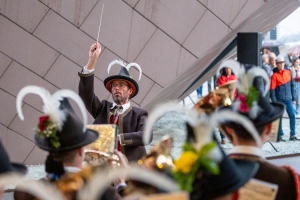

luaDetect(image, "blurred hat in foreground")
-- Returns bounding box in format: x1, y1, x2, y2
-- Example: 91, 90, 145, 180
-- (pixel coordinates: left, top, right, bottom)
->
0, 140, 27, 175
217, 60, 285, 130
16, 86, 99, 153
143, 102, 259, 199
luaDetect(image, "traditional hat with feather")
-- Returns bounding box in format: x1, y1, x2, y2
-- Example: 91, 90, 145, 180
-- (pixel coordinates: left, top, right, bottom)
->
216, 60, 285, 128
104, 59, 142, 98
16, 86, 99, 152
143, 102, 260, 199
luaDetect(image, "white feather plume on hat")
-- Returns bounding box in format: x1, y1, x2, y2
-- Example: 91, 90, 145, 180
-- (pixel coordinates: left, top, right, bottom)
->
143, 102, 262, 151
217, 59, 270, 119
0, 173, 64, 200
78, 164, 179, 200
107, 59, 142, 80
16, 85, 87, 132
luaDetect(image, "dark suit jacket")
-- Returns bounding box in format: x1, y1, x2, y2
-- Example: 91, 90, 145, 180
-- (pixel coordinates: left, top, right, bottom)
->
78, 72, 153, 162
230, 155, 299, 200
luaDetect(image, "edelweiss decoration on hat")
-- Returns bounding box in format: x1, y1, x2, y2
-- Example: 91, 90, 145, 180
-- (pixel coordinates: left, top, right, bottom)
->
217, 60, 285, 127
16, 86, 99, 152
104, 59, 142, 98
143, 102, 260, 199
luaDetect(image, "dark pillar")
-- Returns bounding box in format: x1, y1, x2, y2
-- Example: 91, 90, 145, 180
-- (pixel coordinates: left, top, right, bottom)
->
237, 32, 262, 67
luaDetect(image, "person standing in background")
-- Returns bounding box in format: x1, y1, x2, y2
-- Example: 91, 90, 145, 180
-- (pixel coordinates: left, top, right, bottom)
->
270, 57, 300, 141
262, 54, 273, 78
217, 67, 237, 144
196, 85, 203, 98
289, 57, 300, 117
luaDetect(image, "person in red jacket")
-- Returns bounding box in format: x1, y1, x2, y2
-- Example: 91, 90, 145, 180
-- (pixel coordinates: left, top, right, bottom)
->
217, 67, 237, 144
270, 57, 300, 141
217, 67, 237, 86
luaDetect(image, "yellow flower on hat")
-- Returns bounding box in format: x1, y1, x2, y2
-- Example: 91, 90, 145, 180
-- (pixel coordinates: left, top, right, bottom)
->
174, 151, 198, 173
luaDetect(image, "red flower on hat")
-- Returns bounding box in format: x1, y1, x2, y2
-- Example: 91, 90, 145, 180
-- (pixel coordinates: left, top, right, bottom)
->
36, 115, 60, 148
39, 116, 49, 131
237, 94, 250, 113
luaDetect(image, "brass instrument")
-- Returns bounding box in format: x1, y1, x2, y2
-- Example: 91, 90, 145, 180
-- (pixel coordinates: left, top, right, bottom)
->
193, 80, 237, 114
84, 124, 120, 166
138, 135, 174, 171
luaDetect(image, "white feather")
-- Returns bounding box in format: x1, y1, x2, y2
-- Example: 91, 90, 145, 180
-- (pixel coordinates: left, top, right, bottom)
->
207, 146, 223, 163
107, 59, 127, 74
125, 62, 142, 80
77, 164, 179, 200
212, 110, 262, 146
190, 118, 213, 151
144, 102, 220, 157
143, 102, 188, 145
249, 101, 262, 119
16, 86, 51, 121
0, 173, 64, 200
52, 90, 88, 132
216, 60, 244, 78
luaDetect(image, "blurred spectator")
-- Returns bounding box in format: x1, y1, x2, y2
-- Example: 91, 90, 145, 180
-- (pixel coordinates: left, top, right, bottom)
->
217, 67, 237, 144
196, 85, 203, 98
262, 54, 273, 78
262, 47, 271, 55
269, 52, 277, 69
262, 54, 269, 65
284, 52, 294, 69
289, 57, 300, 116
270, 57, 299, 141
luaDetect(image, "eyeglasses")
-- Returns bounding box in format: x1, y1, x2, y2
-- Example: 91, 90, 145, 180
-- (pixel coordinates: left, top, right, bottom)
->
111, 82, 129, 88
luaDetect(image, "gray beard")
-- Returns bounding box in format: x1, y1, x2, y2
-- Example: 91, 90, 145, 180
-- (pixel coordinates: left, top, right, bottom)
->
113, 95, 128, 105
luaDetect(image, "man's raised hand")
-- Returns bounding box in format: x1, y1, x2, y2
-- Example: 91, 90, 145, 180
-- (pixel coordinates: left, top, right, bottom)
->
86, 42, 101, 70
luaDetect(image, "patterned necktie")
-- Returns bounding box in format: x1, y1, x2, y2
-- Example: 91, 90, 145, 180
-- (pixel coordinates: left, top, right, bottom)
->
110, 106, 123, 151
111, 106, 123, 124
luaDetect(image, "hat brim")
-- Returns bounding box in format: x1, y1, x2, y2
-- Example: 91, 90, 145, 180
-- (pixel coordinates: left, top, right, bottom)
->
104, 75, 139, 98
218, 102, 285, 127
200, 159, 259, 199
35, 129, 99, 152
11, 163, 28, 175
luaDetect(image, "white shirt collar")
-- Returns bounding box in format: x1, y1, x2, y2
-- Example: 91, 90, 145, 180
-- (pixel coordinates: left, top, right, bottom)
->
111, 101, 130, 114
64, 166, 81, 173
229, 145, 264, 158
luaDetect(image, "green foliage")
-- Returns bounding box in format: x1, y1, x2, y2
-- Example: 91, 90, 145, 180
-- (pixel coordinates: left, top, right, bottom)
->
246, 86, 259, 107
173, 142, 220, 192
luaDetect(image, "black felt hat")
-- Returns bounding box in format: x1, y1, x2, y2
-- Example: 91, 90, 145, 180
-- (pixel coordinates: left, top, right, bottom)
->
219, 94, 285, 128
34, 98, 99, 152
216, 59, 285, 128
104, 66, 139, 98
104, 60, 142, 99
191, 153, 258, 200
0, 141, 27, 175
185, 124, 259, 199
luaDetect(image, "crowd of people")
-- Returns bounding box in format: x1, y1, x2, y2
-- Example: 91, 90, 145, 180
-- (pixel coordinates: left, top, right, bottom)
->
0, 42, 300, 199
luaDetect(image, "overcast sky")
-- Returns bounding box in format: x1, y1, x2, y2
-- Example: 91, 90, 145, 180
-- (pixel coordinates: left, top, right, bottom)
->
277, 6, 300, 39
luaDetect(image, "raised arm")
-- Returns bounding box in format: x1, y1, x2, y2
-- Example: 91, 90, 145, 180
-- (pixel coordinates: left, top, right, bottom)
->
78, 43, 103, 118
